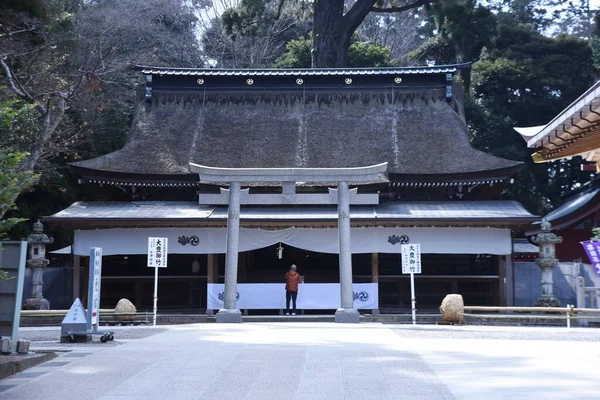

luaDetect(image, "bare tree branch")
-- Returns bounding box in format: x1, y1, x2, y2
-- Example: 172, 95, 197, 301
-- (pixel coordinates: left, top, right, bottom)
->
275, 0, 287, 19
343, 0, 378, 41
370, 0, 430, 13
0, 56, 47, 115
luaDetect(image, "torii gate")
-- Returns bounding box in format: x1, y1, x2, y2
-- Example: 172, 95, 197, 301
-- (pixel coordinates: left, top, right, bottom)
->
189, 163, 389, 323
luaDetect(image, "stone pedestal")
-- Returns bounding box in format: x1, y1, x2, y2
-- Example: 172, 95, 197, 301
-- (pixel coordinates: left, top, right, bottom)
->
23, 298, 50, 310
335, 308, 360, 323
216, 308, 242, 323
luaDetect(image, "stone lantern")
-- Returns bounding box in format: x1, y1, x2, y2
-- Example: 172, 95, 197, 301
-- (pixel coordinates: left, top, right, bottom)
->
23, 220, 54, 310
531, 219, 562, 307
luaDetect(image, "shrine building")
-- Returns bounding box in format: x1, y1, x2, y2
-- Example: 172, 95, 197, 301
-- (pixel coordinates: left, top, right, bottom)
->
43, 63, 538, 320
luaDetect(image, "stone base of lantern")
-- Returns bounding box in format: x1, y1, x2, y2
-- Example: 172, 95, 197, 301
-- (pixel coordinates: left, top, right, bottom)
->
534, 297, 560, 307
23, 298, 50, 310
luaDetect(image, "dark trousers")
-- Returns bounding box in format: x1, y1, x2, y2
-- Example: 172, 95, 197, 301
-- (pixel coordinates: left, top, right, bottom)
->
286, 290, 298, 313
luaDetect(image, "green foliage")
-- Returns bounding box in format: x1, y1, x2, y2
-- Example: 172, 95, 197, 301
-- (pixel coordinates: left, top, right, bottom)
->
408, 0, 599, 214
348, 42, 392, 67
274, 36, 393, 68
222, 0, 274, 40
273, 37, 312, 68
592, 227, 600, 240
1, 0, 202, 249
434, 0, 497, 62
468, 23, 596, 213
0, 151, 37, 236
0, 99, 42, 152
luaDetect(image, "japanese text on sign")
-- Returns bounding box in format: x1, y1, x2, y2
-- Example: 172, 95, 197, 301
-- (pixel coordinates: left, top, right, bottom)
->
90, 247, 102, 324
581, 241, 600, 277
401, 243, 421, 274
148, 237, 168, 268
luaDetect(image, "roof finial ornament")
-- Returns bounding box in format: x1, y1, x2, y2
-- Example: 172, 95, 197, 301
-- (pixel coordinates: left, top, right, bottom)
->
33, 219, 43, 233
540, 218, 551, 232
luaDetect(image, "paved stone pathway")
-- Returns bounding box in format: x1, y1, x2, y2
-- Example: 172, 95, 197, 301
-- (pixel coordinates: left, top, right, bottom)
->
1, 323, 599, 400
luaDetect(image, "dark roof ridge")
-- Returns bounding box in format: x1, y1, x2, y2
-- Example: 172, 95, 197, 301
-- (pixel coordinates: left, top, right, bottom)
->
135, 63, 472, 76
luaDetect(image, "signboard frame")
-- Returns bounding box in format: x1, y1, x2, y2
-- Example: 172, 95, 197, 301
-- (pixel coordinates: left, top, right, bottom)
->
147, 237, 168, 326
401, 243, 421, 325
87, 247, 103, 331
0, 241, 27, 353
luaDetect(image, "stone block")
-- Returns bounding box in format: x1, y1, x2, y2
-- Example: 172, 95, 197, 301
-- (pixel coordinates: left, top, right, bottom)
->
23, 298, 50, 310
114, 298, 137, 321
216, 309, 242, 323
334, 308, 360, 323
60, 334, 91, 343
1, 338, 11, 354
439, 294, 464, 323
16, 340, 30, 354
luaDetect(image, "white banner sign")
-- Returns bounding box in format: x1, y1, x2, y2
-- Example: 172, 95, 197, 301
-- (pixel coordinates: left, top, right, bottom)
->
74, 227, 511, 256
207, 283, 378, 310
89, 247, 102, 325
147, 237, 168, 268
401, 243, 421, 274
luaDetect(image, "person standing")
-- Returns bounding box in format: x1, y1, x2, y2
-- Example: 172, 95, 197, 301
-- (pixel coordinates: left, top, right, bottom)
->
284, 264, 301, 316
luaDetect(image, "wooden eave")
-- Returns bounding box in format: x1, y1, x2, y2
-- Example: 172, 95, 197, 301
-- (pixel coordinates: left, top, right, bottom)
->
528, 80, 600, 163
71, 165, 521, 189
43, 216, 537, 231
533, 123, 600, 163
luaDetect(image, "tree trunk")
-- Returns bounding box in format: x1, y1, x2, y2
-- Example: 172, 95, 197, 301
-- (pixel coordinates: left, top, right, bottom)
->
312, 0, 348, 68
312, 0, 378, 68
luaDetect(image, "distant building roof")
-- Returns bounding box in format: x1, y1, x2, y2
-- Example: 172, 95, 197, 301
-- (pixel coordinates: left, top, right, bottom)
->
525, 180, 600, 235
513, 238, 538, 254
135, 63, 471, 77
71, 64, 520, 184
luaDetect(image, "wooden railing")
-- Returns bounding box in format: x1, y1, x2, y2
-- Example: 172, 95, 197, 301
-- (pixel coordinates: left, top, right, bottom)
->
464, 305, 600, 328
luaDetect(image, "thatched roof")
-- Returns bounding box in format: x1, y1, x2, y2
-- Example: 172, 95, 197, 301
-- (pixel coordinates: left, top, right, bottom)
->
72, 65, 520, 180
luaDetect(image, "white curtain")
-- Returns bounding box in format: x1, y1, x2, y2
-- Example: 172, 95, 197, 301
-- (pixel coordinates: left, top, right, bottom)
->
207, 283, 379, 310
73, 226, 510, 255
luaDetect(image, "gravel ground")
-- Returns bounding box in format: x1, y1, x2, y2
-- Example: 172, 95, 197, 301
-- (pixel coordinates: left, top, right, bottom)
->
392, 324, 600, 342
19, 326, 168, 345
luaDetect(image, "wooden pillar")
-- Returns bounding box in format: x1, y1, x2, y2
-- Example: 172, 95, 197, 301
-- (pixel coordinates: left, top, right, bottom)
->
371, 253, 379, 317
498, 255, 505, 306
239, 252, 247, 282
73, 255, 81, 302
82, 257, 89, 307
504, 255, 514, 306
135, 281, 144, 310
207, 254, 218, 283
206, 254, 218, 315
371, 253, 379, 283
188, 281, 194, 309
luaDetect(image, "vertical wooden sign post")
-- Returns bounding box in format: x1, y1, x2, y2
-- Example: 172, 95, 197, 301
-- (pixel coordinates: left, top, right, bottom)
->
147, 237, 168, 326
401, 243, 421, 325
87, 247, 103, 332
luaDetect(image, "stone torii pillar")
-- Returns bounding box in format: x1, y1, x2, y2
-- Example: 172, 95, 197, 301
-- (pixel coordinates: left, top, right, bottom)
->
218, 181, 242, 322
335, 181, 359, 322
190, 163, 388, 323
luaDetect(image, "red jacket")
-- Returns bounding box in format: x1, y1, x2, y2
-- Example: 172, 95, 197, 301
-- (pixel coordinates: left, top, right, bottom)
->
285, 270, 301, 292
